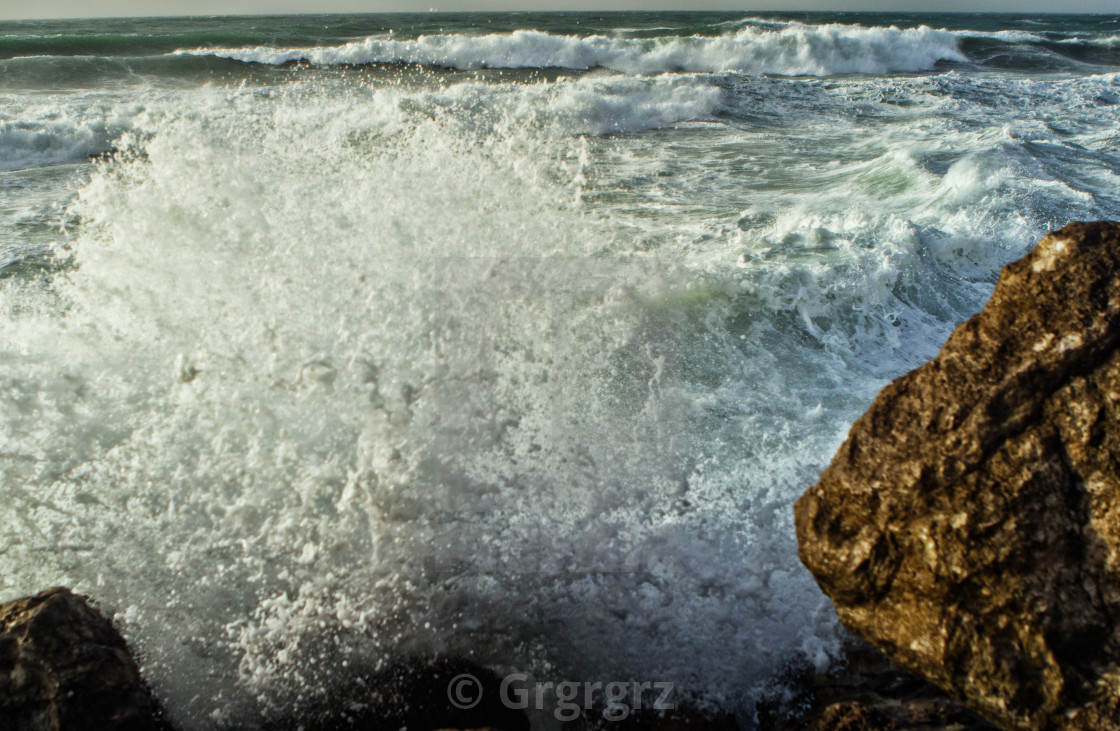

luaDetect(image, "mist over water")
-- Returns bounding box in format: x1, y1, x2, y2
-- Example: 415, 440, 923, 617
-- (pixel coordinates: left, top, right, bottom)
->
2, 11, 1120, 729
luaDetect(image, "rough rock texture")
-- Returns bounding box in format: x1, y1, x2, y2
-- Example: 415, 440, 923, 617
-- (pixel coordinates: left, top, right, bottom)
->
0, 587, 159, 731
794, 221, 1120, 730
756, 635, 996, 731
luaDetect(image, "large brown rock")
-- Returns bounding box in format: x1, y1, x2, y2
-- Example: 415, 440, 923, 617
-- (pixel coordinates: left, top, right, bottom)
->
795, 221, 1120, 730
0, 587, 159, 731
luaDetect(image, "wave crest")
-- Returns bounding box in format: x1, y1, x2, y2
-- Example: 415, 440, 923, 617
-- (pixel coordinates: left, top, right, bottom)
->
176, 23, 967, 77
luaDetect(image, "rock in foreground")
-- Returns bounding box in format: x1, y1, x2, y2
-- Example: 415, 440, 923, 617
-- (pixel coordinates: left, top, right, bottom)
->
795, 221, 1120, 730
0, 587, 160, 731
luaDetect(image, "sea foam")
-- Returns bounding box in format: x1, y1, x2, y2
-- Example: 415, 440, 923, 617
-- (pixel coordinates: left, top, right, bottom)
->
0, 99, 131, 171
177, 23, 967, 76
0, 82, 840, 727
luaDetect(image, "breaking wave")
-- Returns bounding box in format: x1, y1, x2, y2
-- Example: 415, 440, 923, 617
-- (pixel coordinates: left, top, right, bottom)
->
177, 23, 968, 76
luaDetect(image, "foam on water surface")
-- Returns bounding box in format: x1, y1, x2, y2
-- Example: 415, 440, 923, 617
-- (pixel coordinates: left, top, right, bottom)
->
3, 82, 842, 726
179, 23, 967, 76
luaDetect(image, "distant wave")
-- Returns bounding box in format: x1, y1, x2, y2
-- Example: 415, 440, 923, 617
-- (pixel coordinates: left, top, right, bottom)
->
175, 23, 968, 77
956, 28, 1120, 48
953, 29, 1047, 42
0, 72, 724, 174
0, 112, 126, 171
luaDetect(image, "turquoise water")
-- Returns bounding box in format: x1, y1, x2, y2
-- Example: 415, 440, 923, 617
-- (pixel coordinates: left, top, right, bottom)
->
1, 11, 1119, 729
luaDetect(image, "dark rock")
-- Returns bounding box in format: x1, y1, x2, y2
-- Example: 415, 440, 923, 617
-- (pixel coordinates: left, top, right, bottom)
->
0, 587, 160, 731
794, 222, 1120, 729
567, 702, 740, 730
756, 635, 996, 730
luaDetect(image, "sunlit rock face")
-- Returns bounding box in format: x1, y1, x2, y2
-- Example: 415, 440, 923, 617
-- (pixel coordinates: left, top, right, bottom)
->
796, 222, 1120, 730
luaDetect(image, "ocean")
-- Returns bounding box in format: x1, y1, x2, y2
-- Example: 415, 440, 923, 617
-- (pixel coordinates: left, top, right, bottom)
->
1, 10, 1119, 728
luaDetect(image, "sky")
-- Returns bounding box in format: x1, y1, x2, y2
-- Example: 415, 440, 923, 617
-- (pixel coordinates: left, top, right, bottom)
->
3, 0, 1118, 19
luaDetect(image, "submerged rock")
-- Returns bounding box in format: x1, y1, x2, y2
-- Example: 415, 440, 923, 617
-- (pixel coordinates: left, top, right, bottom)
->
0, 587, 160, 731
568, 702, 740, 730
262, 656, 530, 731
795, 221, 1120, 729
756, 635, 995, 731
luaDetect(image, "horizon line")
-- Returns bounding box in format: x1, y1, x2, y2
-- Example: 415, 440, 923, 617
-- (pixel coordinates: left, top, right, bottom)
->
5, 8, 1119, 22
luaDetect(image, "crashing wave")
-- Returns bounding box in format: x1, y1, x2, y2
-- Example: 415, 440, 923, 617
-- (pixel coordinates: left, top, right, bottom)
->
175, 23, 967, 76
